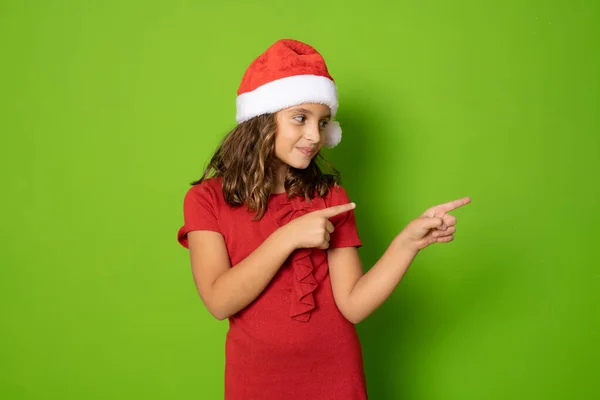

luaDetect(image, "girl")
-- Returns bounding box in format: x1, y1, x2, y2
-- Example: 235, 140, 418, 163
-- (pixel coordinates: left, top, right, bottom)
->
177, 39, 470, 400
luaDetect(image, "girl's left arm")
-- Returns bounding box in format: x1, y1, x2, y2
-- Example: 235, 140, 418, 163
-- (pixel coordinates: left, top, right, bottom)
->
328, 197, 470, 324
328, 238, 415, 324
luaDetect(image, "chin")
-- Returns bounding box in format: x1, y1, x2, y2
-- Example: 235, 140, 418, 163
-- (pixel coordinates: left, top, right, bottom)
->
277, 150, 316, 169
288, 161, 311, 170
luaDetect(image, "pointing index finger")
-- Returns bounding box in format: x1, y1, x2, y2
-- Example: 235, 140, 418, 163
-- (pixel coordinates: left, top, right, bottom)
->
436, 197, 471, 214
320, 202, 356, 218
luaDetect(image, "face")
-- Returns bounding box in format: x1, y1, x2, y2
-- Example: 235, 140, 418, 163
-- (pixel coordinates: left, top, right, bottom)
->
273, 103, 331, 169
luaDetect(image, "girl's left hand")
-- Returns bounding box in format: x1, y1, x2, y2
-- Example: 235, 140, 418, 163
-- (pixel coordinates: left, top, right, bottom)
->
397, 197, 471, 253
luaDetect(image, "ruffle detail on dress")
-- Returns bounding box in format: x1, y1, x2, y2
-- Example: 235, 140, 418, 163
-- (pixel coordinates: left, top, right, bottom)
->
289, 249, 317, 322
268, 194, 327, 322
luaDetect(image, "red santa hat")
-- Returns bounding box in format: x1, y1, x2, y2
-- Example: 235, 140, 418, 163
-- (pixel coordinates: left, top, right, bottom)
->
235, 39, 342, 148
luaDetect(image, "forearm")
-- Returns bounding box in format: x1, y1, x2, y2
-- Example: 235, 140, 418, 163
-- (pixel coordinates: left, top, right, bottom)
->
346, 239, 418, 324
209, 228, 294, 319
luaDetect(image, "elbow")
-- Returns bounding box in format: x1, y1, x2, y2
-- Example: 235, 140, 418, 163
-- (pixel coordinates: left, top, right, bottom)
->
339, 305, 363, 325
201, 296, 231, 321
205, 303, 230, 321
345, 314, 364, 325
197, 284, 230, 321
212, 312, 228, 321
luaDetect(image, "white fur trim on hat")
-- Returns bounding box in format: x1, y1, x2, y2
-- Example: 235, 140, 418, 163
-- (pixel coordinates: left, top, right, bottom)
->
236, 74, 339, 123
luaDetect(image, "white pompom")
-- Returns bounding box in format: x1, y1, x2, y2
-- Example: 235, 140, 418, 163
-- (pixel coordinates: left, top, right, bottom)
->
324, 121, 342, 148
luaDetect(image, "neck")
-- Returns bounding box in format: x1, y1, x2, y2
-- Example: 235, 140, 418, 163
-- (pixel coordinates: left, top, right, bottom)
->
272, 163, 288, 194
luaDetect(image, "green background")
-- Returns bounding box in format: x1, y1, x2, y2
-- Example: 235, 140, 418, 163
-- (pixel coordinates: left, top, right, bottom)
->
2, 0, 599, 398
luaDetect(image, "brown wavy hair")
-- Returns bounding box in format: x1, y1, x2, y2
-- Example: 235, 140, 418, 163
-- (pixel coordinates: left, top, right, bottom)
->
192, 113, 341, 220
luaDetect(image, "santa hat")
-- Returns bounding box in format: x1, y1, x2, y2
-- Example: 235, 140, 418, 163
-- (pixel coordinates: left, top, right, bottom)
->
235, 39, 342, 148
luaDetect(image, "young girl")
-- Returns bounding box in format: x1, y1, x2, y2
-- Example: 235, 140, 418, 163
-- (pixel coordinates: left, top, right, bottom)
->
177, 39, 470, 400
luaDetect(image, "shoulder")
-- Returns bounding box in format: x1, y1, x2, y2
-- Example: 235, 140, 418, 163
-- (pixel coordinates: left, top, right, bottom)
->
183, 177, 225, 208
320, 184, 358, 227
324, 183, 352, 205
316, 184, 355, 221
187, 177, 223, 196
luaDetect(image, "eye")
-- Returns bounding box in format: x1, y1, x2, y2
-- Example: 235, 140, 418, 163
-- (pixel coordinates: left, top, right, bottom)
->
319, 120, 329, 129
294, 115, 306, 123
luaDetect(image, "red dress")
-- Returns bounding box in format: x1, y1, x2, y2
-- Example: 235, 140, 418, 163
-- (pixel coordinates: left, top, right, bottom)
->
177, 177, 367, 399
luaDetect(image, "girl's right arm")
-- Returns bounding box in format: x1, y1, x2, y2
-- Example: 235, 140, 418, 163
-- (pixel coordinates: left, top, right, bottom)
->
187, 228, 295, 320
187, 203, 355, 320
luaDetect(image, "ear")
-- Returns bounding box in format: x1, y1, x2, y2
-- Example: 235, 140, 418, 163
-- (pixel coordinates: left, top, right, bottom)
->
323, 121, 342, 148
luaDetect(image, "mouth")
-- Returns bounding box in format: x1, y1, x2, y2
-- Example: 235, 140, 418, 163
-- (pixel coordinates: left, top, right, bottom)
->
296, 147, 316, 157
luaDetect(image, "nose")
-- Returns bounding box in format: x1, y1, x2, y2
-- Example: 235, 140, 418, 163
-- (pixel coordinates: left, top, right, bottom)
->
304, 121, 321, 143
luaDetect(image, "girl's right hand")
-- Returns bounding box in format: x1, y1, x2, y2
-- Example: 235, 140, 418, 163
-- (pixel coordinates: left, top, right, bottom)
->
282, 203, 356, 250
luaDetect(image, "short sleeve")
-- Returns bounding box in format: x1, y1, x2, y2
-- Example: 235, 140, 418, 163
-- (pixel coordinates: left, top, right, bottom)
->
177, 181, 221, 248
327, 185, 362, 249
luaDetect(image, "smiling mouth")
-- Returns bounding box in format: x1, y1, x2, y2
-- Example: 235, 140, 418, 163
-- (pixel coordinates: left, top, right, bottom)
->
296, 147, 315, 157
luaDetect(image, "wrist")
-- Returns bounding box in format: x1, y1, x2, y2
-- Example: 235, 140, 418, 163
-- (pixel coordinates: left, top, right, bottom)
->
392, 232, 420, 258
273, 225, 298, 253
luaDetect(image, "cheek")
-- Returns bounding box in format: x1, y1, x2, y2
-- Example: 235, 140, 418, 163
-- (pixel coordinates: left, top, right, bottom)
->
276, 126, 302, 148
319, 129, 326, 145
274, 134, 291, 159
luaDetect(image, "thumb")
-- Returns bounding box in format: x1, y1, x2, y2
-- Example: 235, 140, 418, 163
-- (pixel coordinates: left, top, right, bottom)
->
320, 202, 356, 218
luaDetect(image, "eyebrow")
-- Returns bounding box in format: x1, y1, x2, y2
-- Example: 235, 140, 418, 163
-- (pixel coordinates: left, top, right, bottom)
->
288, 107, 331, 119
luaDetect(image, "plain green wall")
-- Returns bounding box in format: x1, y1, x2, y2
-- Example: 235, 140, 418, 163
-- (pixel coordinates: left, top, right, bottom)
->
2, 0, 599, 398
